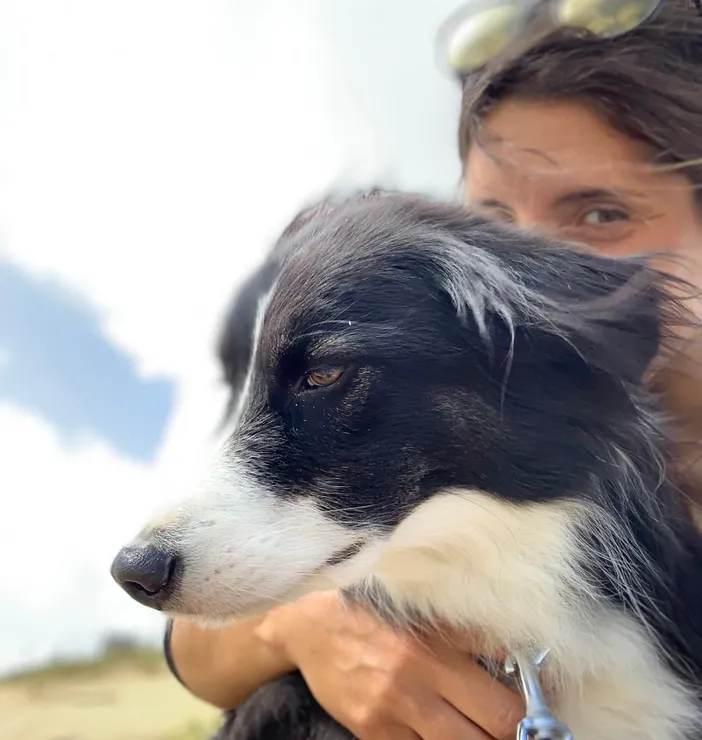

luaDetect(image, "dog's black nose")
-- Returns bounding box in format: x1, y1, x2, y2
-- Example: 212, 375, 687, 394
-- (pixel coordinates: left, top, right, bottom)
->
111, 544, 176, 607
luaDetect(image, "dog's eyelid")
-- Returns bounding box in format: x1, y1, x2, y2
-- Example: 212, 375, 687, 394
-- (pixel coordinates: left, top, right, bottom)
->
305, 346, 358, 367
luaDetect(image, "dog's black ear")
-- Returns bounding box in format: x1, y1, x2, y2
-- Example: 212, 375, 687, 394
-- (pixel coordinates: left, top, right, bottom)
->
277, 199, 337, 243
515, 246, 668, 384
436, 224, 687, 385
217, 257, 279, 403
216, 199, 338, 419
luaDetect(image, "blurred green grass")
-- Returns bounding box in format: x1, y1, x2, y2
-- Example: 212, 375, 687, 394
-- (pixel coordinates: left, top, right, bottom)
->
1, 639, 164, 689
0, 634, 221, 740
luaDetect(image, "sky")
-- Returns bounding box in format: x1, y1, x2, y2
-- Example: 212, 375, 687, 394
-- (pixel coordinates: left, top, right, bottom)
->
0, 0, 464, 674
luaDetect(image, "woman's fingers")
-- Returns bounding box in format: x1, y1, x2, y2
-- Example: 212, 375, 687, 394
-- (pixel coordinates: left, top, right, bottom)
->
433, 656, 525, 740
370, 731, 423, 740
266, 591, 525, 740
411, 697, 495, 740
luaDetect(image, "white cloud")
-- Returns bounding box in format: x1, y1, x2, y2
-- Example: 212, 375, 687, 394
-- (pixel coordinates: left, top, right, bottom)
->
0, 0, 465, 673
0, 402, 163, 672
2, 0, 355, 378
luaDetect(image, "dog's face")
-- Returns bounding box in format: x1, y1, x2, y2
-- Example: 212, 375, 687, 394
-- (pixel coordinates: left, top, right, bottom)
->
111, 193, 674, 621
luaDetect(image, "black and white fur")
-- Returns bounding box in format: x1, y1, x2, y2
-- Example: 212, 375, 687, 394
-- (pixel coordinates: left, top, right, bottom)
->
113, 191, 702, 740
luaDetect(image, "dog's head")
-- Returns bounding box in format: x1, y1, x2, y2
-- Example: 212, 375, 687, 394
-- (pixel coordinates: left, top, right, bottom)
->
111, 192, 682, 621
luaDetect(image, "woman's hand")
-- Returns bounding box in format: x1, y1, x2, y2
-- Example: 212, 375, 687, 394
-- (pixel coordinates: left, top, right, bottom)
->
256, 590, 524, 740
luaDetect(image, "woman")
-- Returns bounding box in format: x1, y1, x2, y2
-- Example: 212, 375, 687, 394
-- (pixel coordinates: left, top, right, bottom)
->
167, 3, 702, 739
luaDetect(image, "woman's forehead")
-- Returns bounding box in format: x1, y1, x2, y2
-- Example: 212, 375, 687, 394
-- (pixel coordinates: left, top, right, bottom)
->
463, 99, 683, 204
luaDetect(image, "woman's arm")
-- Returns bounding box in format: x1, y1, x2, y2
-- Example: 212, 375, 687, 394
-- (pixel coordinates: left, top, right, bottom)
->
167, 592, 524, 739
166, 614, 295, 710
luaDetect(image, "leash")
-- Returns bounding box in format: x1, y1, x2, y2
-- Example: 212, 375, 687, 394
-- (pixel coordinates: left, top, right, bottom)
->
505, 649, 574, 740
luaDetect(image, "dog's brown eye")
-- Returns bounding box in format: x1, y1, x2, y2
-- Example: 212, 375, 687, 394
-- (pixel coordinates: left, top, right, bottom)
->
305, 366, 344, 388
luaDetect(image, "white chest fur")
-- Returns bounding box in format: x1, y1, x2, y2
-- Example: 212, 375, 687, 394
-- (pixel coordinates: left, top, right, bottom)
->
358, 491, 701, 740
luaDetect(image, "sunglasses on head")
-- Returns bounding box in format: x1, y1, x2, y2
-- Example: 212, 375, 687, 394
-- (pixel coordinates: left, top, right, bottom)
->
437, 0, 702, 76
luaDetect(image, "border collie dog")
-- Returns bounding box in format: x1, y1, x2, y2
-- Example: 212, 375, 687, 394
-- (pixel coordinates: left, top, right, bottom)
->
112, 191, 702, 740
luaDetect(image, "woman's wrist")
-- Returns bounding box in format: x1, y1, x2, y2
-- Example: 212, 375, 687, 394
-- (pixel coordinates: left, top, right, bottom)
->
253, 603, 297, 670
168, 614, 294, 710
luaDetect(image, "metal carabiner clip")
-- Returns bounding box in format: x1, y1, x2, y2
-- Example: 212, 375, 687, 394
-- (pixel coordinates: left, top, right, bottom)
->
505, 648, 574, 740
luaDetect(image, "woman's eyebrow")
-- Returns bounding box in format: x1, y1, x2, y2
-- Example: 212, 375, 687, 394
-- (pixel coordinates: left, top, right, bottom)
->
552, 188, 647, 207
473, 188, 648, 213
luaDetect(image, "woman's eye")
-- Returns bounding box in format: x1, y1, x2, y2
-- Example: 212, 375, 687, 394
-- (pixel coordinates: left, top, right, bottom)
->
580, 207, 630, 226
305, 366, 344, 389
483, 207, 515, 225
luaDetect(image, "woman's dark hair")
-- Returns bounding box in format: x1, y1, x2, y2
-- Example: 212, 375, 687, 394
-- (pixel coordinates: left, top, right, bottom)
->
459, 2, 702, 200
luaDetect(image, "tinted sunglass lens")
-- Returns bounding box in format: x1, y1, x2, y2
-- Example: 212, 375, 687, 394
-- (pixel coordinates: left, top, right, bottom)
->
442, 2, 527, 74
554, 0, 662, 36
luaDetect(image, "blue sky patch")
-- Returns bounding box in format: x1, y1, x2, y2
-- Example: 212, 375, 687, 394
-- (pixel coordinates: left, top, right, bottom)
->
0, 260, 174, 463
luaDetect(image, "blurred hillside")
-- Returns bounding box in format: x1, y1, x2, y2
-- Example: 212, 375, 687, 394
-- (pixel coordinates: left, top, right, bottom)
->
0, 636, 220, 740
